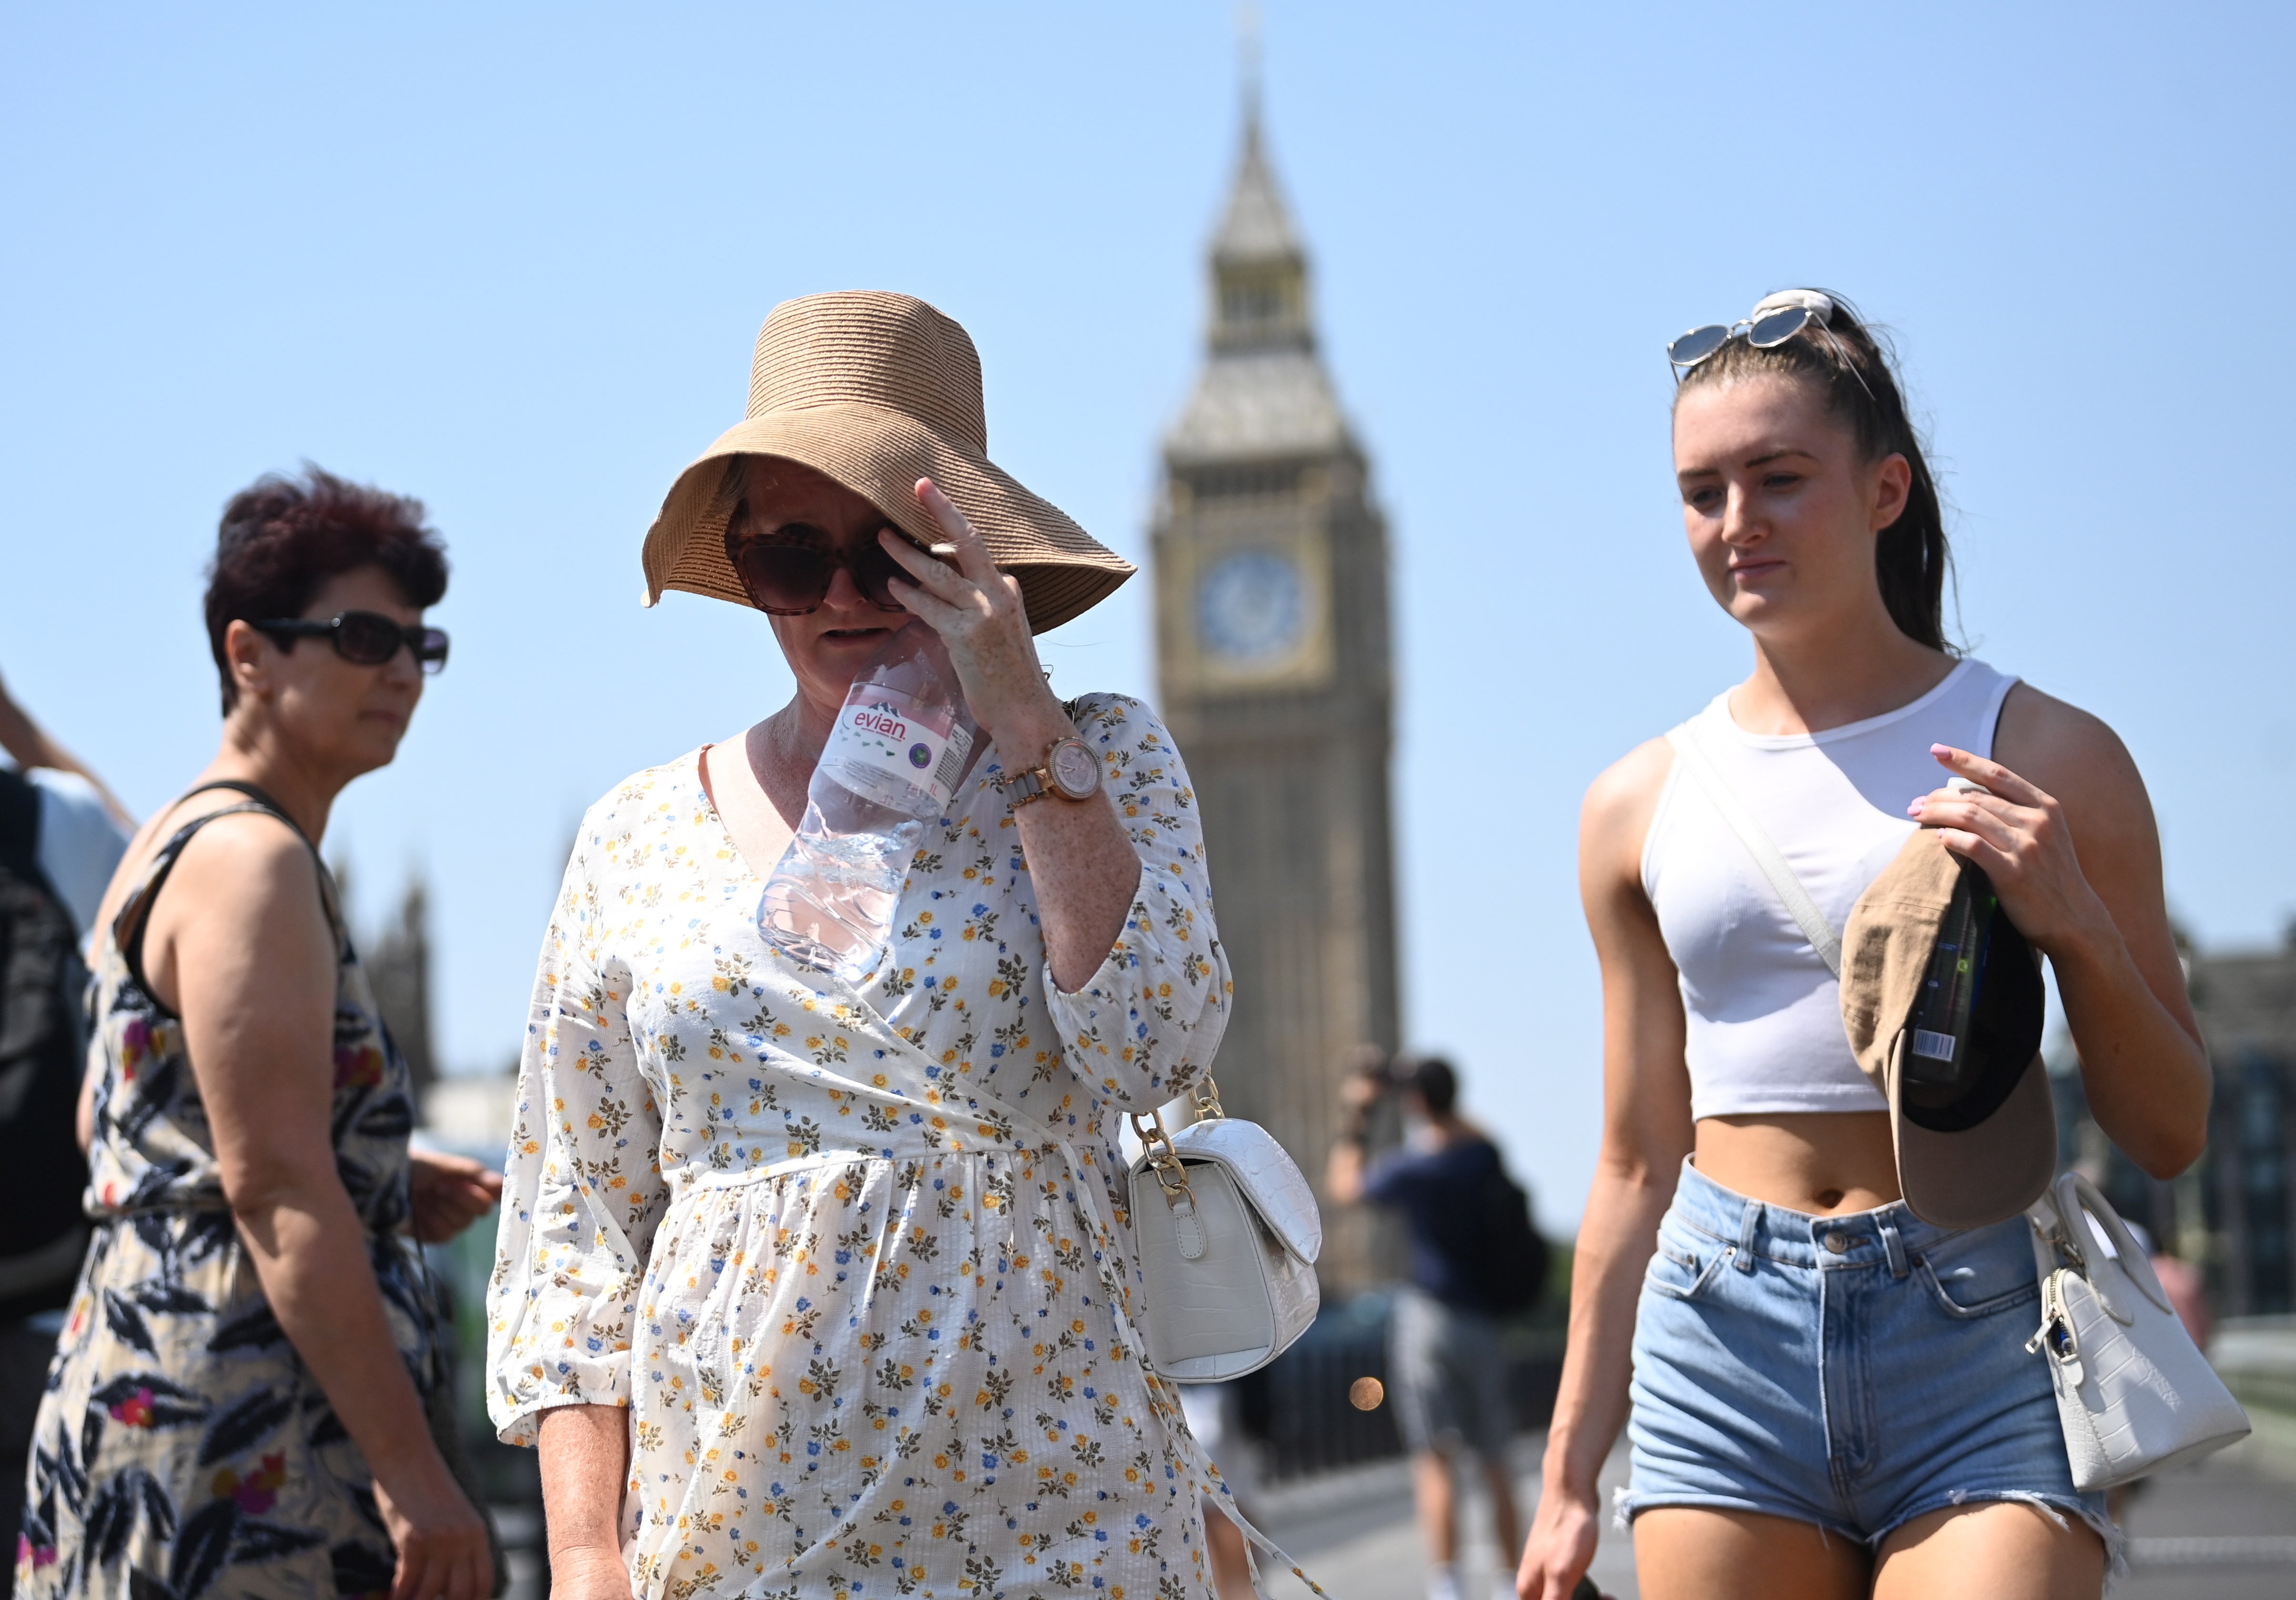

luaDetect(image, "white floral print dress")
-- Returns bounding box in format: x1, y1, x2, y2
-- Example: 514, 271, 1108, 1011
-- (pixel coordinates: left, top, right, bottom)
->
487, 693, 1235, 1600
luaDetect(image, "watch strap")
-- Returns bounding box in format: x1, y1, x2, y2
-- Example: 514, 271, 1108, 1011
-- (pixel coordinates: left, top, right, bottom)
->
1001, 766, 1053, 807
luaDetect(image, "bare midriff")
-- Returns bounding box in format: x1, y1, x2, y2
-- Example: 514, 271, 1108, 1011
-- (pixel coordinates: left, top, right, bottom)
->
1693, 1110, 1904, 1216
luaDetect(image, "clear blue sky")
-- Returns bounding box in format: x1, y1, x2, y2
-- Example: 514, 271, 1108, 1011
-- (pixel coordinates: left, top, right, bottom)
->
5, 3, 2289, 1226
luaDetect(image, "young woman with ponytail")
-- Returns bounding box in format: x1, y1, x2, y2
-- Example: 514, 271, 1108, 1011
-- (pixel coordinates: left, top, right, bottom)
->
1514, 294, 2209, 1600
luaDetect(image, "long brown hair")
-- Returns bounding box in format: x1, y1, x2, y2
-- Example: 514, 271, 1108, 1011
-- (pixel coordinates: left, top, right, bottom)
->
1674, 293, 1953, 652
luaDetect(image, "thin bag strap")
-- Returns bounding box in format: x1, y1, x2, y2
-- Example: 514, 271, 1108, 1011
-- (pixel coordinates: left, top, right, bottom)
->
1666, 722, 1844, 978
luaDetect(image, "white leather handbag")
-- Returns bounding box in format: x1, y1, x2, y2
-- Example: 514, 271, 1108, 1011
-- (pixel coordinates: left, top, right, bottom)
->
2024, 1171, 2249, 1490
1127, 1079, 1321, 1382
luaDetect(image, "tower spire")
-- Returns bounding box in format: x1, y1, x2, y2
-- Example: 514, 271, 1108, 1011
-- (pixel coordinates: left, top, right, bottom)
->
1204, 43, 1309, 356
1165, 48, 1345, 460
1237, 0, 1263, 140
1151, 20, 1398, 1294
1214, 0, 1294, 268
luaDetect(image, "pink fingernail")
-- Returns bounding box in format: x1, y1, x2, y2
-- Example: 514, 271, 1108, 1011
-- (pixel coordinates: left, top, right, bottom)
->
1908, 798, 1926, 817
1930, 743, 1951, 756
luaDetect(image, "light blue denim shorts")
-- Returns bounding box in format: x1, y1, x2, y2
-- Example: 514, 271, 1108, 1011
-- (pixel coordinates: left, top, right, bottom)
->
1623, 1159, 2113, 1555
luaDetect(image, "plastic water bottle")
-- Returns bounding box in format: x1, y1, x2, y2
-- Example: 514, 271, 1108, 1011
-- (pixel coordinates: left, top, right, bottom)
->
759, 626, 978, 980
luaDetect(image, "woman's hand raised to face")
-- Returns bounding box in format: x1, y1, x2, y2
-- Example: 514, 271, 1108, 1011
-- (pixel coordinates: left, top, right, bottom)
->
878, 478, 1067, 743
879, 476, 1137, 994
1909, 744, 2116, 960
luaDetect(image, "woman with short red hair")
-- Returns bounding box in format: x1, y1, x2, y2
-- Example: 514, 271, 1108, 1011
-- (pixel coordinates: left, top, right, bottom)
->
18, 467, 501, 1600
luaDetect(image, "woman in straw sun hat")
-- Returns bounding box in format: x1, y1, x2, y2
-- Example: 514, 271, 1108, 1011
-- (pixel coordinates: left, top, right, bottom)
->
1514, 293, 2209, 1600
486, 292, 1244, 1600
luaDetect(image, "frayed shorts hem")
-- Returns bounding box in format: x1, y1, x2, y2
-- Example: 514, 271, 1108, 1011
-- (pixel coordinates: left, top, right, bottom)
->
1612, 1487, 1858, 1543
1872, 1489, 2124, 1577
1614, 1485, 2124, 1576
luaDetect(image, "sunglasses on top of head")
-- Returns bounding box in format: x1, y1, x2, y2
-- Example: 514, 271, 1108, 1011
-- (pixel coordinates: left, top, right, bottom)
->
252, 611, 450, 673
723, 506, 938, 617
1666, 290, 1875, 400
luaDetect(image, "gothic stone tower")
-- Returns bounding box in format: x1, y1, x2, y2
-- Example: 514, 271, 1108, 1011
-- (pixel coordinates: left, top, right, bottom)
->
1152, 108, 1400, 1290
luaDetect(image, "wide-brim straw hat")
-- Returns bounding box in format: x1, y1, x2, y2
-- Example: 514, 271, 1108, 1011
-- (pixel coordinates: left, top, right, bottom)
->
641, 291, 1133, 634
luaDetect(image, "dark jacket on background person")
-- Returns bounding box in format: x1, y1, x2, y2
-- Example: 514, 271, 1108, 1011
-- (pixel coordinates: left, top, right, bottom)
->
1362, 1135, 1549, 1316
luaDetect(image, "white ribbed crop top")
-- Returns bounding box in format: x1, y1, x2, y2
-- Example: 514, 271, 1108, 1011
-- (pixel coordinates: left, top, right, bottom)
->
1641, 658, 2019, 1120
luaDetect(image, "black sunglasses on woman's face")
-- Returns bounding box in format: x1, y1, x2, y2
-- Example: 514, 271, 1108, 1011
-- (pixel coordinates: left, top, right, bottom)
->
253, 611, 450, 673
724, 515, 932, 617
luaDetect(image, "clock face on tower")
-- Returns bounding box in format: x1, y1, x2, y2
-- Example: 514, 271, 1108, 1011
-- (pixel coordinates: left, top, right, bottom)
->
1196, 551, 1307, 664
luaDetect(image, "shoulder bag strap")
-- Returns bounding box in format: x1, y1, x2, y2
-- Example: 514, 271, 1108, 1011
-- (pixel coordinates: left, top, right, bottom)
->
0, 767, 44, 887
1666, 722, 1843, 978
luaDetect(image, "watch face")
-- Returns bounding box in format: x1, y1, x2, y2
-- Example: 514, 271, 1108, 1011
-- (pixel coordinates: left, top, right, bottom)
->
1049, 739, 1100, 799
1196, 551, 1306, 663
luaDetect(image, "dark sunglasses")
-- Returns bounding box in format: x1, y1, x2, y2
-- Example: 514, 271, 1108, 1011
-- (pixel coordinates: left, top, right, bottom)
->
253, 611, 449, 673
724, 513, 925, 616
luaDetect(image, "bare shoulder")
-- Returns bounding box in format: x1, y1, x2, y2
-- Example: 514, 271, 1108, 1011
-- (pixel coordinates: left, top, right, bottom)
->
156, 807, 329, 949
1993, 682, 2153, 835
1581, 735, 1677, 869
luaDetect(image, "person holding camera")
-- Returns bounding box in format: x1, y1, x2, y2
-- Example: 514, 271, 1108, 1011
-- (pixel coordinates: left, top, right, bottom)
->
1330, 1053, 1540, 1600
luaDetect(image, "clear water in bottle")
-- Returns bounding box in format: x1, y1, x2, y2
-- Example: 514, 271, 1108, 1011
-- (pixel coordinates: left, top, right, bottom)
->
759, 626, 978, 981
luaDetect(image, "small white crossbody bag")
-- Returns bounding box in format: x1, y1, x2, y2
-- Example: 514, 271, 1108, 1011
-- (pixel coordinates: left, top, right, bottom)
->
1126, 1079, 1322, 1382
1668, 723, 2249, 1491
2023, 1171, 2249, 1490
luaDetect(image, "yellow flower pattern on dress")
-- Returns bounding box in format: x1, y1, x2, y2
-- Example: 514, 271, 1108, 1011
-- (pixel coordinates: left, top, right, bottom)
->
487, 694, 1235, 1600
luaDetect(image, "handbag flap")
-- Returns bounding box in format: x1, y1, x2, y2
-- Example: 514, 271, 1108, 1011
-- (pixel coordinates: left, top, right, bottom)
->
1160, 1117, 1322, 1266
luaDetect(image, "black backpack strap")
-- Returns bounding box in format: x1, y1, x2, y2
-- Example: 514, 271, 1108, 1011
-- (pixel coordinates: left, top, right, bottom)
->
115, 782, 340, 1010
0, 768, 43, 888
0, 767, 94, 1308
0, 770, 74, 1013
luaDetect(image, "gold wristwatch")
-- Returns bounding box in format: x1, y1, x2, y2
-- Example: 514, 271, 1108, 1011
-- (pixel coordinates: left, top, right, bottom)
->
1001, 736, 1101, 806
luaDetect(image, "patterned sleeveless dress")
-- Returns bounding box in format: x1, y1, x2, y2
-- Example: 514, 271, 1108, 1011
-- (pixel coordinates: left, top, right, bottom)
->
15, 790, 449, 1600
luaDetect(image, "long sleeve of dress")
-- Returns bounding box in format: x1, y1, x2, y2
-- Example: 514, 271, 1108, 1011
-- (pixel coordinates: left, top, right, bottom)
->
1043, 693, 1233, 1111
485, 828, 671, 1446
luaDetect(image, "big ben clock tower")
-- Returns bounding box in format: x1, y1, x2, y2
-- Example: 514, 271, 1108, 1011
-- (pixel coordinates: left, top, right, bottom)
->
1153, 101, 1400, 1290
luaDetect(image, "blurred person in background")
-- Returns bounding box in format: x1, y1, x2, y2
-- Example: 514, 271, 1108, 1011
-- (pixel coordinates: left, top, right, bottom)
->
0, 679, 131, 1598
1330, 1052, 1546, 1600
17, 469, 504, 1600
0, 672, 134, 848
1516, 293, 2207, 1600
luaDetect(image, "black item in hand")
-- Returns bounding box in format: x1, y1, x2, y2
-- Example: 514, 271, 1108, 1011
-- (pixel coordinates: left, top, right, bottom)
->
0, 768, 92, 1318
1898, 860, 2044, 1134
